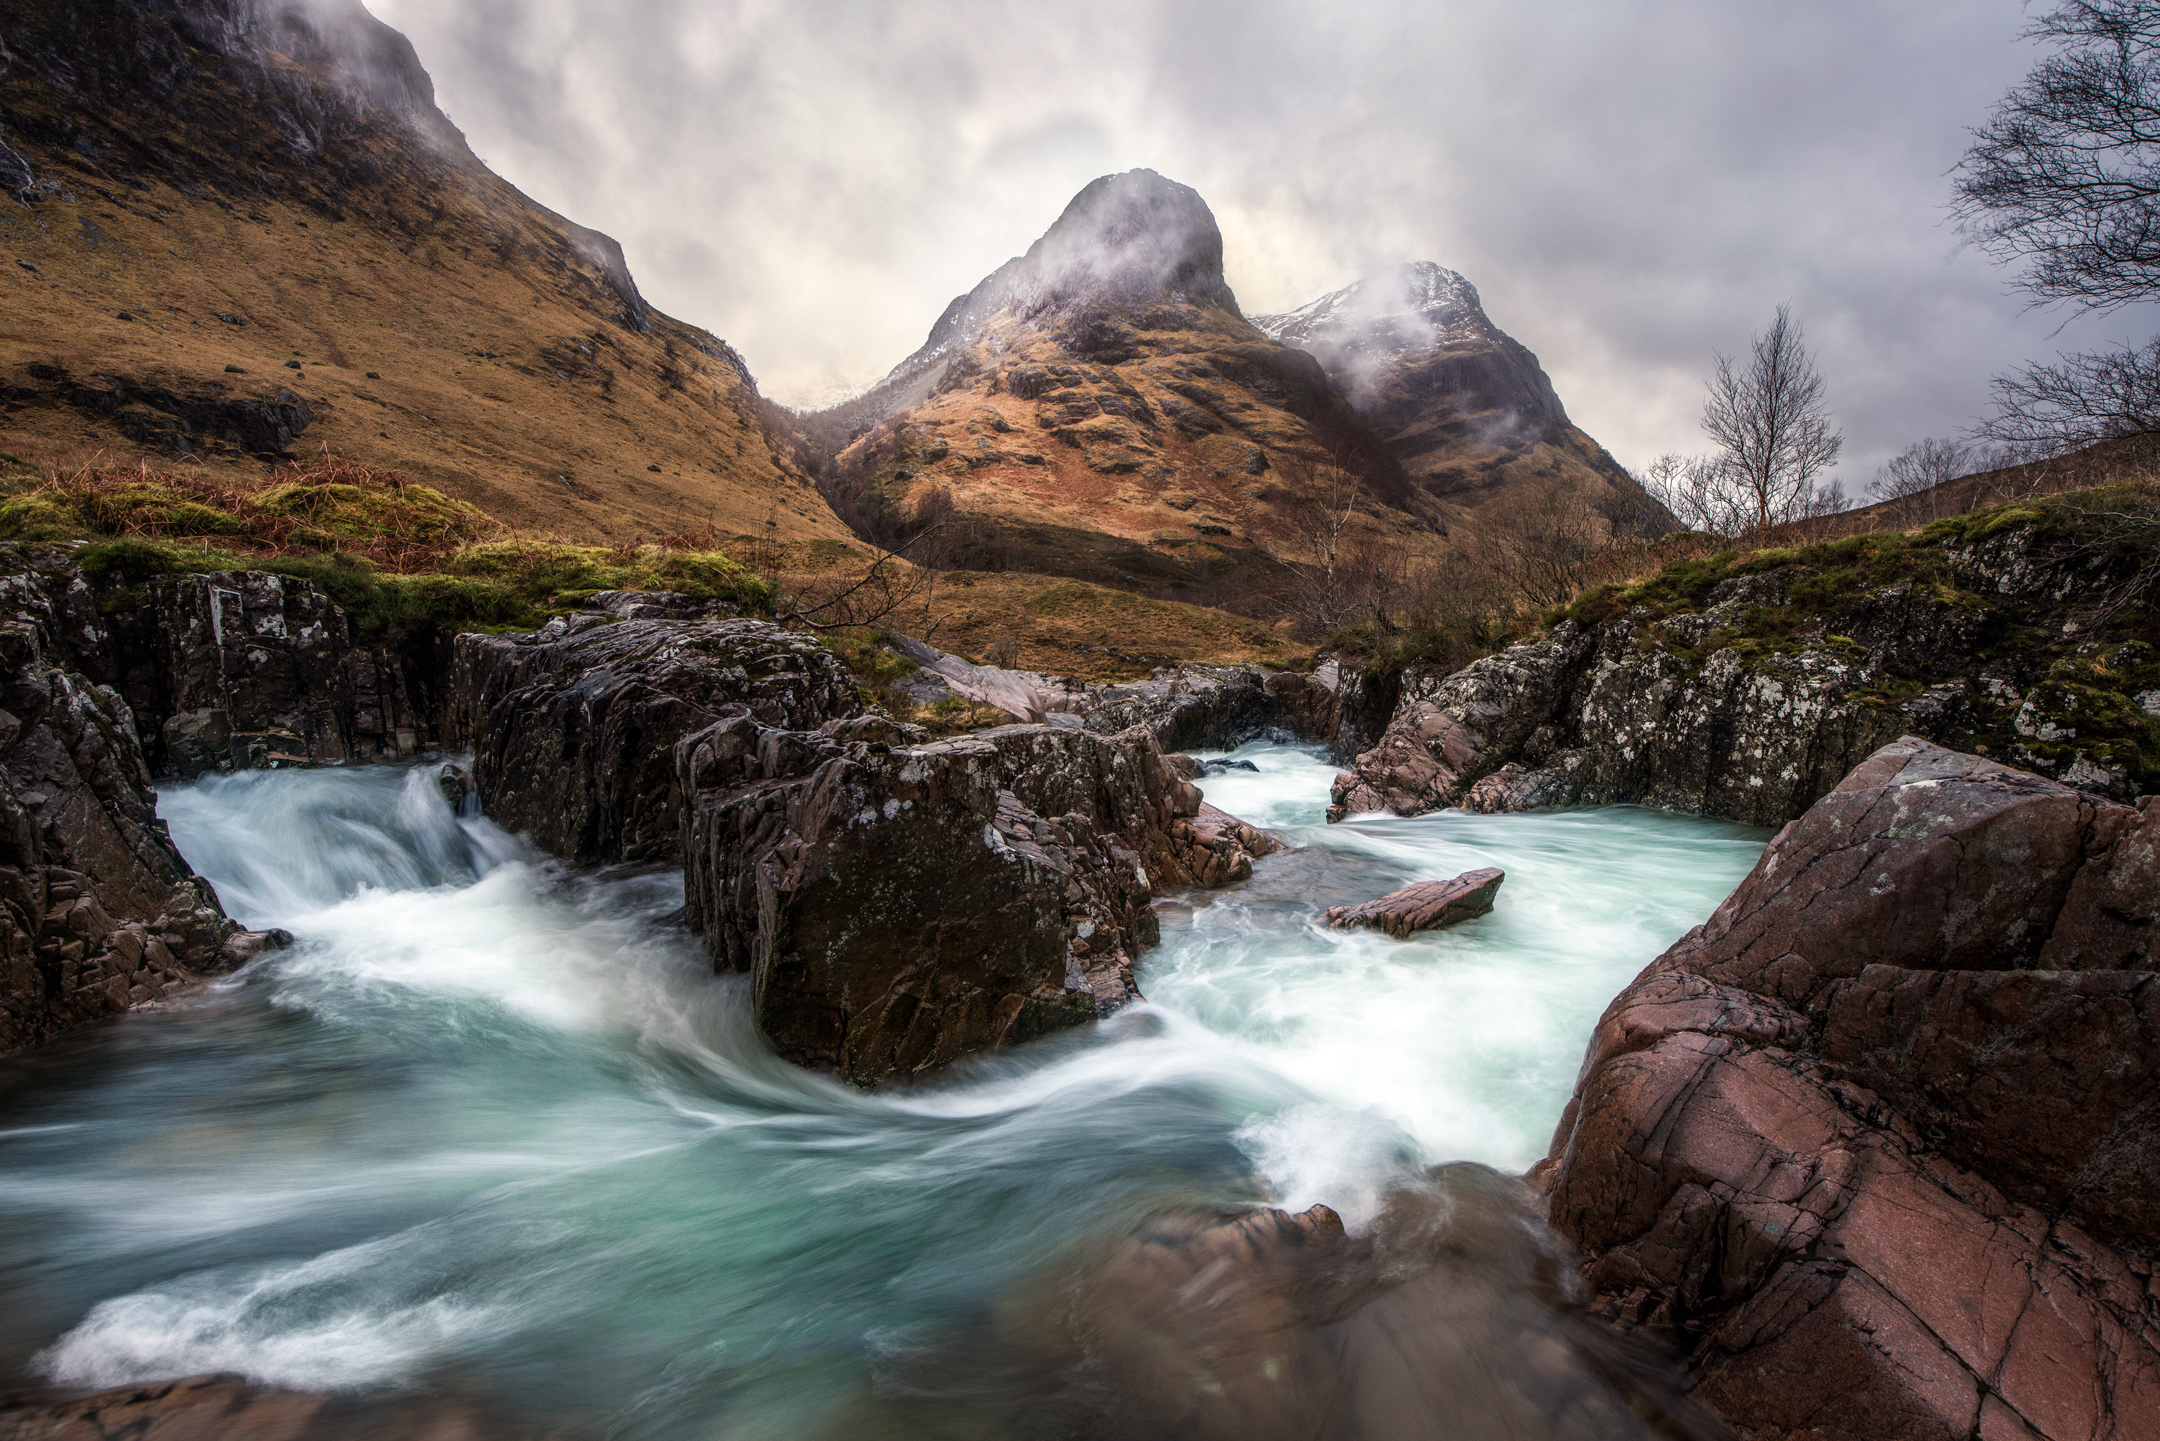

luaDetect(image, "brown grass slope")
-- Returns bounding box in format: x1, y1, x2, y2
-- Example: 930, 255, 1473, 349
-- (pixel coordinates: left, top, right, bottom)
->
0, 0, 850, 545
798, 171, 1453, 596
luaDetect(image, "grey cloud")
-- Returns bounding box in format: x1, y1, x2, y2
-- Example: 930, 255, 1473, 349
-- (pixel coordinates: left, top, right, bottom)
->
363, 0, 2157, 479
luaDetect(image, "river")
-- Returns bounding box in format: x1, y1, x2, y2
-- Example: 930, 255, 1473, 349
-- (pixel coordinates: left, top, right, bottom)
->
0, 744, 1764, 1438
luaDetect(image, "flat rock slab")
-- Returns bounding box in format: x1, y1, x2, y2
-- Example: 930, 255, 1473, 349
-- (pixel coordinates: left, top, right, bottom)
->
1324, 868, 1503, 937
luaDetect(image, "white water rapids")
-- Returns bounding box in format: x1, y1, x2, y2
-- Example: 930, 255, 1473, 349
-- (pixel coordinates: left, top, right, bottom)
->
0, 743, 1764, 1437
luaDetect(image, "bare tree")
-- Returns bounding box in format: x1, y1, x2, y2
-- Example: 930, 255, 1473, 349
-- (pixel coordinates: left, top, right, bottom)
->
1976, 336, 2160, 450
1637, 452, 1757, 539
1250, 458, 1371, 634
1956, 4, 2160, 448
1954, 1, 2160, 311
1477, 481, 1607, 609
1868, 438, 1975, 523
1699, 305, 1845, 534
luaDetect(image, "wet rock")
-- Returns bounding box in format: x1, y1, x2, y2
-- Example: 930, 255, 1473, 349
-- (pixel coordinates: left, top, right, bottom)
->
831, 1167, 1732, 1440
1325, 868, 1503, 937
1084, 662, 1277, 750
0, 1374, 503, 1441
435, 762, 472, 810
450, 613, 860, 863
1263, 660, 1340, 746
0, 577, 242, 1052
135, 570, 433, 774
0, 1375, 322, 1441
0, 547, 438, 779
1541, 737, 2160, 1441
676, 718, 1278, 1083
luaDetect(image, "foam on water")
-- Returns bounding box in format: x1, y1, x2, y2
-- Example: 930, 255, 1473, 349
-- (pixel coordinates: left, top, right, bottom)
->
0, 748, 1765, 1433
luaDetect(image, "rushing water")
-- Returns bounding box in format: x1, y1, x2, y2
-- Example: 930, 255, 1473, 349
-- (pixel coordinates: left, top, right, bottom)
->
0, 745, 1764, 1438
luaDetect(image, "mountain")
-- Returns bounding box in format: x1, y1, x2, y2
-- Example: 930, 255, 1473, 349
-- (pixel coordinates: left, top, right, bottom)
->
0, 0, 850, 545
1255, 262, 1650, 522
800, 170, 1449, 592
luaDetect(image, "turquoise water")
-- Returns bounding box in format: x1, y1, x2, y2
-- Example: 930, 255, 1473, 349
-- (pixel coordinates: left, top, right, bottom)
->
0, 746, 1764, 1437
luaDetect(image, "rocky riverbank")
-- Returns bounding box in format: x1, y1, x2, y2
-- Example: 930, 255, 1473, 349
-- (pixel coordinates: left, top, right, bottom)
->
1331, 502, 2160, 826
0, 545, 394, 1049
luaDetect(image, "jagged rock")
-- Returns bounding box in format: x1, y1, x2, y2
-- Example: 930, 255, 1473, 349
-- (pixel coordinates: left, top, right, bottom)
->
136, 571, 432, 775
1263, 661, 1340, 746
1324, 869, 1503, 937
1331, 524, 2160, 826
450, 612, 861, 863
0, 575, 247, 1051
1083, 663, 1277, 751
676, 718, 1277, 1084
1326, 659, 1401, 764
1539, 738, 2160, 1441
0, 547, 438, 779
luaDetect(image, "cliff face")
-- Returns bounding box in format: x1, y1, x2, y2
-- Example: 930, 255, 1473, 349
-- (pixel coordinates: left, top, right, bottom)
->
801, 170, 1448, 594
1256, 262, 1656, 525
0, 0, 851, 544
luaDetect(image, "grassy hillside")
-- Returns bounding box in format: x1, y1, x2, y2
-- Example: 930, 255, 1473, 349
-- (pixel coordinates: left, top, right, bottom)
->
0, 0, 849, 546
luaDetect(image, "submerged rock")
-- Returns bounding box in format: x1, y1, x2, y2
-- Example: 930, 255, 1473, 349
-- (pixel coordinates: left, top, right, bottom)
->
676, 718, 1278, 1084
450, 610, 860, 862
0, 1373, 498, 1440
1325, 868, 1503, 937
1540, 737, 2160, 1440
825, 1166, 1732, 1440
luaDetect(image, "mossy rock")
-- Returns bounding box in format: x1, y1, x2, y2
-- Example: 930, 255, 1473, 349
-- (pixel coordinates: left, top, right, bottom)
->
0, 495, 85, 542
254, 480, 487, 544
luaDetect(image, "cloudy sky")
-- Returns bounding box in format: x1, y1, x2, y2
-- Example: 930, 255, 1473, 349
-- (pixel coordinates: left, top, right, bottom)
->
364, 0, 2160, 483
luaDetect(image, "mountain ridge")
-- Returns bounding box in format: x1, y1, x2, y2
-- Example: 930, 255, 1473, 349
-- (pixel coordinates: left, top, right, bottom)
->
1256, 260, 1648, 521
0, 0, 851, 545
799, 169, 1443, 595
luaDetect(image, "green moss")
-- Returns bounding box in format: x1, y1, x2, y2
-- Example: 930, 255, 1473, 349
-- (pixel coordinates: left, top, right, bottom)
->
443, 540, 770, 612
0, 495, 86, 542
254, 480, 486, 545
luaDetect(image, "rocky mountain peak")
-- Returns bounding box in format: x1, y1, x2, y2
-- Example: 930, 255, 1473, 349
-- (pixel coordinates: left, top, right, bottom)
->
1254, 261, 1500, 368
915, 169, 1239, 362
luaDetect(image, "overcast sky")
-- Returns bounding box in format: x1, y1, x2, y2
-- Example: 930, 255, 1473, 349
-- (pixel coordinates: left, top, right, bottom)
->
362, 0, 2160, 483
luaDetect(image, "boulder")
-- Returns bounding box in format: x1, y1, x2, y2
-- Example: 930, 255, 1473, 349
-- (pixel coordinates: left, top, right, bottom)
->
1539, 737, 2160, 1441
1324, 868, 1503, 937
884, 634, 1089, 723
1084, 663, 1278, 751
0, 575, 263, 1052
450, 610, 861, 862
676, 718, 1278, 1084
